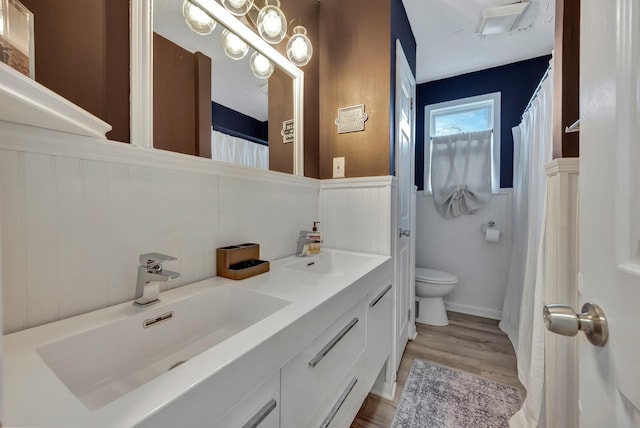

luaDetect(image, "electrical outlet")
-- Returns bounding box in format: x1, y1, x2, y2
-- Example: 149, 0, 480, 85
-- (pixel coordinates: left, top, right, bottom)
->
333, 157, 345, 178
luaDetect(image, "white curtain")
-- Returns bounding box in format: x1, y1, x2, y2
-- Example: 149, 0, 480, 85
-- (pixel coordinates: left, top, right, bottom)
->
211, 130, 269, 170
500, 66, 553, 427
431, 130, 493, 218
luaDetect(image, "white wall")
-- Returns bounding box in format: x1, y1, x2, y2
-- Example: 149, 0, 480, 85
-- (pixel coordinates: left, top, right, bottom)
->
0, 122, 319, 334
320, 177, 394, 256
415, 191, 513, 319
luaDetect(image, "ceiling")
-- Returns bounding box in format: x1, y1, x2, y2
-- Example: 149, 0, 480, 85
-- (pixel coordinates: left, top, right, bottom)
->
402, 0, 555, 83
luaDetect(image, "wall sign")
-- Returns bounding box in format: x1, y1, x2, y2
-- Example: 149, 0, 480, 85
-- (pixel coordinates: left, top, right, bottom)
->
335, 104, 368, 134
281, 119, 294, 144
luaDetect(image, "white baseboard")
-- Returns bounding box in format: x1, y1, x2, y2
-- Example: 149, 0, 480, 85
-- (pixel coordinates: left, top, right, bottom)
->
369, 358, 397, 401
444, 301, 502, 320
370, 378, 396, 401
409, 328, 417, 341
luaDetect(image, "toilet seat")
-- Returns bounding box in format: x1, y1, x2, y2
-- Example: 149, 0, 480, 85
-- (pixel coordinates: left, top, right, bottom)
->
415, 268, 457, 284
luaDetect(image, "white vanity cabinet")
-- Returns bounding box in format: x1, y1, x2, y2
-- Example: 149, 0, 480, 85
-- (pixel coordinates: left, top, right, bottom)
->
365, 281, 394, 376
213, 371, 280, 428
135, 362, 283, 428
280, 259, 393, 428
314, 271, 394, 428
280, 298, 367, 427
317, 279, 395, 428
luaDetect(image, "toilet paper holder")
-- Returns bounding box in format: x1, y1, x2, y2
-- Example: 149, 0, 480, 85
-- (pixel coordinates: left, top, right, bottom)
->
480, 221, 502, 237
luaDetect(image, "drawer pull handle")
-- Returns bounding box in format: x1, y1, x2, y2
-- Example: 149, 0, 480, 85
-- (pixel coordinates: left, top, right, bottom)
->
242, 399, 277, 428
319, 377, 358, 428
309, 317, 359, 368
369, 284, 393, 308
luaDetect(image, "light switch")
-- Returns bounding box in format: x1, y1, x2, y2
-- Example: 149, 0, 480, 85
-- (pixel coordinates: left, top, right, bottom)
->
333, 157, 345, 178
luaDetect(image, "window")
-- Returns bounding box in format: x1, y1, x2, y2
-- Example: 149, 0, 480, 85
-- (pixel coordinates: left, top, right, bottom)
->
424, 92, 501, 194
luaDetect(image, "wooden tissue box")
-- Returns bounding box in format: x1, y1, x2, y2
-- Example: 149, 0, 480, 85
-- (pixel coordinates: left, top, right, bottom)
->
216, 243, 270, 280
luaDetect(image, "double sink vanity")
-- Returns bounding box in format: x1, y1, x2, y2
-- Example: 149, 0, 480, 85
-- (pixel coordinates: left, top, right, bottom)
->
4, 249, 393, 427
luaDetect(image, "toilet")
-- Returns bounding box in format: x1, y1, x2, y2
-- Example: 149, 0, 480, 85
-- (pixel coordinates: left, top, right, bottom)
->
415, 268, 458, 326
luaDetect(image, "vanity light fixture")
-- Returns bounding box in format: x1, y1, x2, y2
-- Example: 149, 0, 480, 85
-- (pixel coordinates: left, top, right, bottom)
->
250, 51, 274, 79
219, 0, 313, 65
182, 0, 312, 77
182, 0, 216, 35
221, 28, 249, 59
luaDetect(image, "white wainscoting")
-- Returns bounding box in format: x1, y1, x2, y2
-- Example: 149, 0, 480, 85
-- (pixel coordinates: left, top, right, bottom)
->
320, 177, 394, 256
415, 191, 514, 319
543, 159, 579, 428
0, 122, 319, 333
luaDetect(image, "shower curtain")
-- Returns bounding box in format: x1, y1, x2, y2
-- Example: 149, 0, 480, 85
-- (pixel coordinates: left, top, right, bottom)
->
211, 130, 269, 170
430, 130, 493, 218
500, 66, 553, 427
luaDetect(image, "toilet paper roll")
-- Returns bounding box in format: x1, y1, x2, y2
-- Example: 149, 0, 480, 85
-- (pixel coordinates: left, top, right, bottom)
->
485, 228, 501, 243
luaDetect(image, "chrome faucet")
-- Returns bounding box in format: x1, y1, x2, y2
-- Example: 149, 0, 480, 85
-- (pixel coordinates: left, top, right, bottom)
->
296, 231, 313, 257
134, 253, 180, 307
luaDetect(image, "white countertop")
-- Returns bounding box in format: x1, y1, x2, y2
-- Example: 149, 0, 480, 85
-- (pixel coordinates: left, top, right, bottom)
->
3, 249, 391, 427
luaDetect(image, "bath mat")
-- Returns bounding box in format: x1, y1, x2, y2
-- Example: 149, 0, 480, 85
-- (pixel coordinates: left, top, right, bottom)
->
391, 359, 522, 428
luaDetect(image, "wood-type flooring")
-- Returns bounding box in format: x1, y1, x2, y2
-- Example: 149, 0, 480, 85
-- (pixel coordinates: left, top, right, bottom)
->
351, 311, 524, 427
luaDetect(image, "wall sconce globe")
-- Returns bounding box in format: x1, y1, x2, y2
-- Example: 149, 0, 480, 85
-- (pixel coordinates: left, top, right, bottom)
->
221, 0, 254, 17
250, 51, 274, 79
182, 0, 216, 35
286, 26, 312, 66
222, 29, 249, 60
257, 0, 287, 44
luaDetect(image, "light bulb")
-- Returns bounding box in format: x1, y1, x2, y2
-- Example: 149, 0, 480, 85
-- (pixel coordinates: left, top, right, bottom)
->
262, 11, 282, 38
182, 1, 216, 35
290, 38, 307, 61
257, 0, 287, 44
253, 54, 270, 73
221, 0, 253, 16
222, 29, 249, 60
286, 26, 313, 66
250, 52, 274, 79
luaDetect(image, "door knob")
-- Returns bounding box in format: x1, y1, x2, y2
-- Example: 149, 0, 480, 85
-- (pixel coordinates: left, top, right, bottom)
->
542, 302, 608, 346
399, 229, 410, 238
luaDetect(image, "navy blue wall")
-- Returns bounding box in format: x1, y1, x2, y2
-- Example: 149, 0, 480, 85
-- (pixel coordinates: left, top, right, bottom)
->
211, 102, 269, 144
415, 55, 551, 189
390, 0, 417, 175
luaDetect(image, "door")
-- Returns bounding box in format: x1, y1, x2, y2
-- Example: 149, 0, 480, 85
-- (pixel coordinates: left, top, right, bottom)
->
393, 40, 416, 372
574, 0, 640, 425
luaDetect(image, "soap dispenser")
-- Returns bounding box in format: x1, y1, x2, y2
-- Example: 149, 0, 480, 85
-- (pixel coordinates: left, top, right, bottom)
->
308, 221, 322, 255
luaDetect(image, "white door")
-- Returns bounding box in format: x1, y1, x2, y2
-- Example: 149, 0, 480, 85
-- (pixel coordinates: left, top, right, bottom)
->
393, 40, 416, 372
571, 0, 640, 425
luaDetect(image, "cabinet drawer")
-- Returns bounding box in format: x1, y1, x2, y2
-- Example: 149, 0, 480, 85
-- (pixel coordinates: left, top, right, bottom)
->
213, 371, 280, 428
367, 282, 393, 368
314, 373, 360, 428
312, 365, 372, 428
281, 298, 367, 428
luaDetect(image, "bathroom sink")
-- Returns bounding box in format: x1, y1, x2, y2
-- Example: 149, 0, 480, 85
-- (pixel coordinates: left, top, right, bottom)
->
36, 285, 290, 410
286, 251, 373, 276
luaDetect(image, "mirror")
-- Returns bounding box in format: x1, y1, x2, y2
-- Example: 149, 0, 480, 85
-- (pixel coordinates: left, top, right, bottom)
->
134, 0, 304, 175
